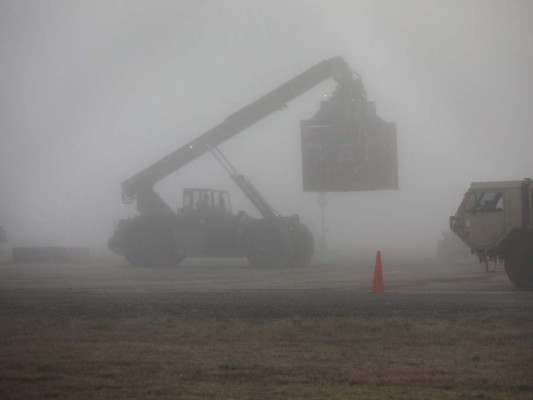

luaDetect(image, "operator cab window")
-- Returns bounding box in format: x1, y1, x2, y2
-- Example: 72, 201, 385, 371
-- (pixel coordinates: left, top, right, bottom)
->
184, 190, 204, 210
182, 190, 231, 216
467, 191, 503, 213
196, 191, 212, 210
211, 192, 231, 215
183, 190, 211, 211
222, 192, 232, 214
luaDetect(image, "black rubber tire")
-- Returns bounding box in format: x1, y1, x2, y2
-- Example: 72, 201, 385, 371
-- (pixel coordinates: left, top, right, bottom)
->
504, 240, 533, 291
245, 221, 294, 269
123, 217, 182, 267
288, 222, 314, 267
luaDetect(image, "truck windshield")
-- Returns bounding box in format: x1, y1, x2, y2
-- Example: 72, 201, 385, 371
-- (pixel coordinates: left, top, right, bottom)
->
467, 191, 503, 213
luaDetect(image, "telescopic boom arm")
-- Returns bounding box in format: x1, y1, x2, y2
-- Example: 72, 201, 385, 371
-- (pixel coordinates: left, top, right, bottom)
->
121, 57, 363, 216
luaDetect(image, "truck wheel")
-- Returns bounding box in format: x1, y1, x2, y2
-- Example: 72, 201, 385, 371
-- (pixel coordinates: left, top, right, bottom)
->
504, 241, 533, 291
289, 222, 314, 267
245, 222, 293, 268
123, 218, 180, 267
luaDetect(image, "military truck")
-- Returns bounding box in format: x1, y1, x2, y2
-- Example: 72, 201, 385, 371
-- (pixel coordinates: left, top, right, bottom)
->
450, 179, 533, 290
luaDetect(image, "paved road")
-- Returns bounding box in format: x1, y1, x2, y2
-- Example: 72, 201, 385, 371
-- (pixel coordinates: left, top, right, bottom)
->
0, 258, 532, 317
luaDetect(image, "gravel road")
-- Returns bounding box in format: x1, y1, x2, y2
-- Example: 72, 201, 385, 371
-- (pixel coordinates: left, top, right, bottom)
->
1, 258, 532, 318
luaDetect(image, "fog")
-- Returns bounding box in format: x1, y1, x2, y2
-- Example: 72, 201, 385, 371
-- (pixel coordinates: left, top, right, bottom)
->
1, 0, 532, 260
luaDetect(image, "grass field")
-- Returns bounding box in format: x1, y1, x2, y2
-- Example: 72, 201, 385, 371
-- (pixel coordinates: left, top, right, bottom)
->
1, 308, 532, 399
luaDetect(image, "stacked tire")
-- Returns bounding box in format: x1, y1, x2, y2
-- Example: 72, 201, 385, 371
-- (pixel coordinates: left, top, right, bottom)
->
12, 247, 90, 263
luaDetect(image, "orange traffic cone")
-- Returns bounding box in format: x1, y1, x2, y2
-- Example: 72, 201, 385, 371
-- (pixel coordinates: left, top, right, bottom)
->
372, 250, 385, 293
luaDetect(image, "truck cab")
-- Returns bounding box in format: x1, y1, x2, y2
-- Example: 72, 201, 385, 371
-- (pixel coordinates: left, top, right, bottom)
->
450, 179, 533, 290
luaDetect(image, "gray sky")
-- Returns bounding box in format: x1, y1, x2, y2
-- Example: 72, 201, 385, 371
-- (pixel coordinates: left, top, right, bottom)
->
1, 0, 532, 258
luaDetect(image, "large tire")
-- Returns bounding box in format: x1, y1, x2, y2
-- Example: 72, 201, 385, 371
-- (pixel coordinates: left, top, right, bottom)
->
288, 222, 314, 267
245, 221, 294, 269
123, 217, 183, 267
504, 240, 533, 291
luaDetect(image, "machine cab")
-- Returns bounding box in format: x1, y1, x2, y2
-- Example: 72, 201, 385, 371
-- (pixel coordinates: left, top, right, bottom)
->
450, 181, 524, 251
180, 188, 232, 219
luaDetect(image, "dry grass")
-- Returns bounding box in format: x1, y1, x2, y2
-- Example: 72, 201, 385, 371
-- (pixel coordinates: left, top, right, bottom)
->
0, 310, 532, 399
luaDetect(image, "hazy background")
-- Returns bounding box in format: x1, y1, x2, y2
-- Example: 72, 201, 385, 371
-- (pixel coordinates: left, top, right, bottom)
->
1, 0, 532, 260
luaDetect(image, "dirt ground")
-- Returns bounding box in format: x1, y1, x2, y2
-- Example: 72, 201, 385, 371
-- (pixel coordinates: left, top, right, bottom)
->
1, 256, 532, 325
0, 257, 532, 399
1, 256, 532, 311
0, 255, 527, 294
1, 256, 532, 316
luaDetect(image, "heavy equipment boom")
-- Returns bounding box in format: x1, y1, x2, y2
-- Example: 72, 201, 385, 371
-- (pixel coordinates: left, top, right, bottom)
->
120, 57, 363, 217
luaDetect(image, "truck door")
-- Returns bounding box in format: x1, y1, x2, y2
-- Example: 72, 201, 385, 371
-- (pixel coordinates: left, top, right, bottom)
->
464, 190, 506, 248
